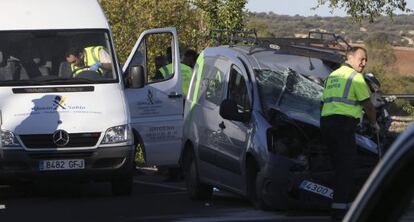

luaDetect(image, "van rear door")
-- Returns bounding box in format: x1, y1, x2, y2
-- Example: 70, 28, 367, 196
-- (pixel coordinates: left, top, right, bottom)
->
123, 27, 183, 166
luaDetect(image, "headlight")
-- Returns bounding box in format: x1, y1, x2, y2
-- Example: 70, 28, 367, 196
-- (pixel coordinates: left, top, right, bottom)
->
101, 124, 132, 145
1, 130, 21, 147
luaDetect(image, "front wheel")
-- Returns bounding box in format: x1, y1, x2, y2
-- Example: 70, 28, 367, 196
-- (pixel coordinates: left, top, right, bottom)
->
184, 151, 212, 200
247, 167, 271, 210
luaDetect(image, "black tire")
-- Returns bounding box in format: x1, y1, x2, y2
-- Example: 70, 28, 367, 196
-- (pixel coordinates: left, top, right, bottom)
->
248, 167, 271, 210
184, 150, 213, 200
111, 176, 133, 196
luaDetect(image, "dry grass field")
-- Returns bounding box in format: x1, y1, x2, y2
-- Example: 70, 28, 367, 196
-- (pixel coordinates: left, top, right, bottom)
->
393, 47, 414, 76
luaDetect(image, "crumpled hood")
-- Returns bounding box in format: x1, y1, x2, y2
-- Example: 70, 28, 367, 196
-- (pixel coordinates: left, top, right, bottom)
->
0, 84, 127, 135
269, 107, 378, 154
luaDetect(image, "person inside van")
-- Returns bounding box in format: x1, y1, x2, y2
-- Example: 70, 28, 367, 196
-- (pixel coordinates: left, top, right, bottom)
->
182, 48, 198, 69
65, 46, 112, 76
154, 55, 167, 80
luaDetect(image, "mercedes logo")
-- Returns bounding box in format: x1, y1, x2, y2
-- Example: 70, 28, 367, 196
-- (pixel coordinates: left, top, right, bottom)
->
52, 130, 70, 147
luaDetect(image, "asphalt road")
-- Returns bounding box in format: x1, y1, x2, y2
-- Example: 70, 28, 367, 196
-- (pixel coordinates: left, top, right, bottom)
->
0, 169, 332, 222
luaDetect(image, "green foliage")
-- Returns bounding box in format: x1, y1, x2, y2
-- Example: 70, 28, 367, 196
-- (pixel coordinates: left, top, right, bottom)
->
315, 0, 411, 22
100, 0, 248, 63
363, 33, 414, 117
364, 35, 412, 95
246, 17, 275, 37
191, 0, 248, 31
403, 103, 414, 117
366, 32, 396, 66
100, 0, 204, 63
135, 144, 145, 166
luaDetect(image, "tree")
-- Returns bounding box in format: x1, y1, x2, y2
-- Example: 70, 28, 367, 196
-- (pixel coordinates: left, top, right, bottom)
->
100, 0, 203, 63
365, 32, 396, 66
191, 0, 248, 31
100, 0, 249, 62
315, 0, 411, 22
246, 17, 274, 37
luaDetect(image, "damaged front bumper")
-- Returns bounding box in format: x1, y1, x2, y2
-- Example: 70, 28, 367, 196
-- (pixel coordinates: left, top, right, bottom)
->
259, 154, 373, 210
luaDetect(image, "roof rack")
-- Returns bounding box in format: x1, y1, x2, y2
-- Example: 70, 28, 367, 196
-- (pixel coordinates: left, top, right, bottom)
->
207, 29, 353, 64
308, 31, 353, 51
207, 29, 258, 46
259, 31, 352, 53
257, 31, 352, 64
207, 30, 351, 49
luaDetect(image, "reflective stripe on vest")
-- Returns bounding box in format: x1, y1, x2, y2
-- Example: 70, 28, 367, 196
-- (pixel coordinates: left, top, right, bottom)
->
323, 71, 358, 105
89, 46, 100, 64
321, 64, 370, 119
159, 64, 173, 79
181, 63, 193, 96
160, 66, 170, 78
71, 46, 103, 75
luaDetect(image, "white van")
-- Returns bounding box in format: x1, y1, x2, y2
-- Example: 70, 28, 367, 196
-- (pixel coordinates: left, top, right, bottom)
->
0, 0, 183, 195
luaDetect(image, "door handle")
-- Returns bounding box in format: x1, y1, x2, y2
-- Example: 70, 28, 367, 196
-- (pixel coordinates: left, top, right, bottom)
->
219, 121, 226, 130
168, 92, 183, 98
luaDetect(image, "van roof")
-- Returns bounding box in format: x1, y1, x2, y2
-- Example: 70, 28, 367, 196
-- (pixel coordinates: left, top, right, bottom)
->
203, 45, 334, 79
0, 0, 109, 31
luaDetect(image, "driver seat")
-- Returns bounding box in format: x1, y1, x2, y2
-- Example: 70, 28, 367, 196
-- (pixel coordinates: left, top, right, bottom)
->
58, 61, 72, 78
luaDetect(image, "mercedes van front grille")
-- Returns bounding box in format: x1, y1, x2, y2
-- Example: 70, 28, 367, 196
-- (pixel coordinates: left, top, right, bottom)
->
19, 132, 101, 148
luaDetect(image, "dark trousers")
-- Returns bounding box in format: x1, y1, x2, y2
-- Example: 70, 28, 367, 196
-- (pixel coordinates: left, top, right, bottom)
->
320, 115, 358, 206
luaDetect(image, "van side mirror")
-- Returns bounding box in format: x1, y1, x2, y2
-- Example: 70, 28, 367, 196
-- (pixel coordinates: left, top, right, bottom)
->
126, 65, 145, 88
219, 99, 250, 122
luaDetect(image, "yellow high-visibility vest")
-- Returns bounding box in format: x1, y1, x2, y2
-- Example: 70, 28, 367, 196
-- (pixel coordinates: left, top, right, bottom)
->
321, 65, 370, 119
71, 46, 104, 75
159, 63, 193, 95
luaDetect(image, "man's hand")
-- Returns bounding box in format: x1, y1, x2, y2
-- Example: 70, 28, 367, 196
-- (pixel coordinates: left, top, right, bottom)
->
371, 122, 381, 133
90, 62, 102, 71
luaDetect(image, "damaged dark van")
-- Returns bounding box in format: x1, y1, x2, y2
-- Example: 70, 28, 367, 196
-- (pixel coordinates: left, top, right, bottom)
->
180, 31, 391, 210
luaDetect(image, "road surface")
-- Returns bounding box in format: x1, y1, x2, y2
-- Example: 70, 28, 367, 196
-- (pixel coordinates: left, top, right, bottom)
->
0, 168, 331, 222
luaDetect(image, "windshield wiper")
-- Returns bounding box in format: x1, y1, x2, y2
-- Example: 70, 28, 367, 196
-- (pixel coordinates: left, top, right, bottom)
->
0, 78, 97, 86
32, 78, 96, 85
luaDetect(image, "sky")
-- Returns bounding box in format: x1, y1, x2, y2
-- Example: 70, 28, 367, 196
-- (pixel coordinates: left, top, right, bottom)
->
246, 0, 414, 17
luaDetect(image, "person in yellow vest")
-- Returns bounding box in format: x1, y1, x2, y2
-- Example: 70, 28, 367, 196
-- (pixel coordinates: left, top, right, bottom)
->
65, 46, 112, 76
158, 62, 192, 96
320, 46, 380, 221
182, 49, 198, 69
158, 48, 196, 97
158, 47, 174, 79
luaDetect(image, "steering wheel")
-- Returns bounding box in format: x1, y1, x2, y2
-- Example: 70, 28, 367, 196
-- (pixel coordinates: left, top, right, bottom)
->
72, 65, 102, 76
73, 70, 102, 79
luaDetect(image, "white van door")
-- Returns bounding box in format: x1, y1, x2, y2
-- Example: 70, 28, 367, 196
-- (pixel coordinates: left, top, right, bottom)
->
123, 27, 183, 166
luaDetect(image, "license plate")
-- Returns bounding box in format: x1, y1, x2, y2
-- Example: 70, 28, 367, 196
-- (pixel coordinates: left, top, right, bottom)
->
39, 159, 85, 171
299, 180, 333, 199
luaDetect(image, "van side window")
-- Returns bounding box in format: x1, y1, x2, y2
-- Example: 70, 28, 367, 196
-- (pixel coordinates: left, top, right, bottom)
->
228, 66, 250, 112
129, 33, 173, 84
204, 60, 225, 105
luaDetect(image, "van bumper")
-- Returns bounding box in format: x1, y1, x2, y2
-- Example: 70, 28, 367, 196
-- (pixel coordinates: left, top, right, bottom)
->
0, 145, 134, 183
259, 154, 332, 210
260, 154, 372, 210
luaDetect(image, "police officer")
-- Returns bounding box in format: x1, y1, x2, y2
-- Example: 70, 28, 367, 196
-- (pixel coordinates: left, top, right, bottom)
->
320, 46, 380, 220
65, 46, 112, 76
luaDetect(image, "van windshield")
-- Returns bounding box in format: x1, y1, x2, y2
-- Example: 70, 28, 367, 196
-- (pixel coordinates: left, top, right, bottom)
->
255, 68, 323, 124
0, 30, 117, 86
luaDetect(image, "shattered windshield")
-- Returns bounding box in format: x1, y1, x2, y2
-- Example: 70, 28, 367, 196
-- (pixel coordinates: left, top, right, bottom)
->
255, 68, 323, 123
0, 30, 117, 86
